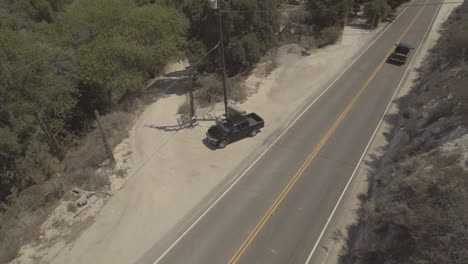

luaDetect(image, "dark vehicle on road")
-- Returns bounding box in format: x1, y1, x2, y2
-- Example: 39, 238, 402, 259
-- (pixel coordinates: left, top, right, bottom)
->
387, 43, 413, 65
206, 113, 264, 148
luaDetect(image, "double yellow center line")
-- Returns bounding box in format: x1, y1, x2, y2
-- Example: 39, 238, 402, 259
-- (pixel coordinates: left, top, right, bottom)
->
228, 1, 429, 263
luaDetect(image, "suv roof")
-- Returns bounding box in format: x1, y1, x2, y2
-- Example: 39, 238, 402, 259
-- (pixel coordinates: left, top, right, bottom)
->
397, 42, 412, 49
395, 42, 412, 53
227, 114, 246, 124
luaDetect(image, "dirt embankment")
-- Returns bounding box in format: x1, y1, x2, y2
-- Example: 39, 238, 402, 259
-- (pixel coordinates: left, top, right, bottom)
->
342, 2, 468, 263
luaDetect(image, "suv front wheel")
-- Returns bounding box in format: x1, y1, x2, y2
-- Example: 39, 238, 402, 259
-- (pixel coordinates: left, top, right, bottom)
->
218, 140, 227, 149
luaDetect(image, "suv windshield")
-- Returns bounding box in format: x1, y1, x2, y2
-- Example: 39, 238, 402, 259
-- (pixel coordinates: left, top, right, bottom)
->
218, 120, 232, 133
395, 45, 409, 54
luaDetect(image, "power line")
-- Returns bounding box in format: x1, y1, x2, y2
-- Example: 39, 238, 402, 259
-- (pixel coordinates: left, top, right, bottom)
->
4, 0, 464, 107
160, 42, 220, 94
222, 1, 464, 13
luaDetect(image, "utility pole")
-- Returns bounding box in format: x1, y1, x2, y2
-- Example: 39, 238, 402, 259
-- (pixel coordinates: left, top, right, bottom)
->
94, 110, 116, 165
211, 0, 229, 119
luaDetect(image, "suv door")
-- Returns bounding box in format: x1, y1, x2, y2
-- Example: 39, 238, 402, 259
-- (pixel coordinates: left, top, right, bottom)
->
237, 121, 250, 139
230, 121, 246, 141
231, 122, 242, 141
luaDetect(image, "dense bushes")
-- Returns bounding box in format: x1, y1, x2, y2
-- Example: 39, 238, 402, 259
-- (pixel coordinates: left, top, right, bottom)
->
0, 27, 75, 199
53, 0, 188, 111
0, 0, 73, 28
0, 0, 187, 207
306, 0, 352, 29
363, 0, 391, 28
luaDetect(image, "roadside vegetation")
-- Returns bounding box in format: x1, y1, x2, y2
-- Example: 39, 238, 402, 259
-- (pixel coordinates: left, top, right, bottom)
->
341, 2, 468, 263
0, 0, 417, 261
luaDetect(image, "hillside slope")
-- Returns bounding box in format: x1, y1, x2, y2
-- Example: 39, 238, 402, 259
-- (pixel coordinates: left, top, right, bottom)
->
343, 2, 468, 263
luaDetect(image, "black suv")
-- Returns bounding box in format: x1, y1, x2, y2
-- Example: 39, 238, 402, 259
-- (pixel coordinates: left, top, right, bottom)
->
206, 113, 264, 148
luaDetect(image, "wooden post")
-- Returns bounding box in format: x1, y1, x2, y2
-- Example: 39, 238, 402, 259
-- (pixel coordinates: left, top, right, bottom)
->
343, 10, 348, 27
189, 73, 195, 124
94, 110, 115, 165
370, 12, 376, 31
340, 11, 348, 44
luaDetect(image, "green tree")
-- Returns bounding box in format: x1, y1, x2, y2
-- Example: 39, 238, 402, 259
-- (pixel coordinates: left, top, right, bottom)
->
0, 0, 73, 29
387, 0, 411, 9
136, 0, 186, 9
0, 28, 77, 138
0, 0, 189, 207
364, 0, 391, 28
0, 28, 75, 198
51, 0, 188, 111
305, 0, 352, 29
184, 0, 281, 76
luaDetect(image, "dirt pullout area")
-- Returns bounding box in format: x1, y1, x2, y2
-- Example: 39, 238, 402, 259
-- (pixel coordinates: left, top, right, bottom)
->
11, 23, 383, 264
318, 1, 466, 264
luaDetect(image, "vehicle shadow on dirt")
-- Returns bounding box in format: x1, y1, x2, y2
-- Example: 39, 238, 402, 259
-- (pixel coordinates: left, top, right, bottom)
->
202, 138, 217, 151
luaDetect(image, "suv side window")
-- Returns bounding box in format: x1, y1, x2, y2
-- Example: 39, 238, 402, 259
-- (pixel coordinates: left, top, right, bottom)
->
232, 123, 239, 132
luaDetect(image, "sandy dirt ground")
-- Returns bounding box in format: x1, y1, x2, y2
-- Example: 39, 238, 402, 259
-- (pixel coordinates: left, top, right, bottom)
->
12, 22, 386, 264
315, 1, 464, 263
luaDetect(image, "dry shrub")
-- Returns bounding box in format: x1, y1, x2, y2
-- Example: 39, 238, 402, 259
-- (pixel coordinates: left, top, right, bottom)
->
0, 236, 20, 263
318, 26, 342, 48
67, 202, 77, 213
0, 183, 58, 262
195, 74, 248, 107
65, 111, 131, 172
279, 23, 317, 47
346, 154, 468, 264
177, 101, 190, 115
263, 59, 278, 77
449, 77, 468, 120
229, 80, 248, 103
65, 141, 106, 172
257, 51, 279, 77
194, 74, 222, 107
65, 168, 109, 191
0, 111, 130, 261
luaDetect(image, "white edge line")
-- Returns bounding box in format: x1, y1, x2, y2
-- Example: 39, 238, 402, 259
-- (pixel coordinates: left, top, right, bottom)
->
304, 0, 443, 263
153, 3, 414, 263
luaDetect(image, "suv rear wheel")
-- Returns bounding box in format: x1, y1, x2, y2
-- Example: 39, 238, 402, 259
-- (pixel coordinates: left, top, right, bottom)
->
249, 129, 258, 137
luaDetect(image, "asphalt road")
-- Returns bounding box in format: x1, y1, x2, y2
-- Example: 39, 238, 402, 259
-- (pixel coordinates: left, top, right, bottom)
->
142, 0, 441, 263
